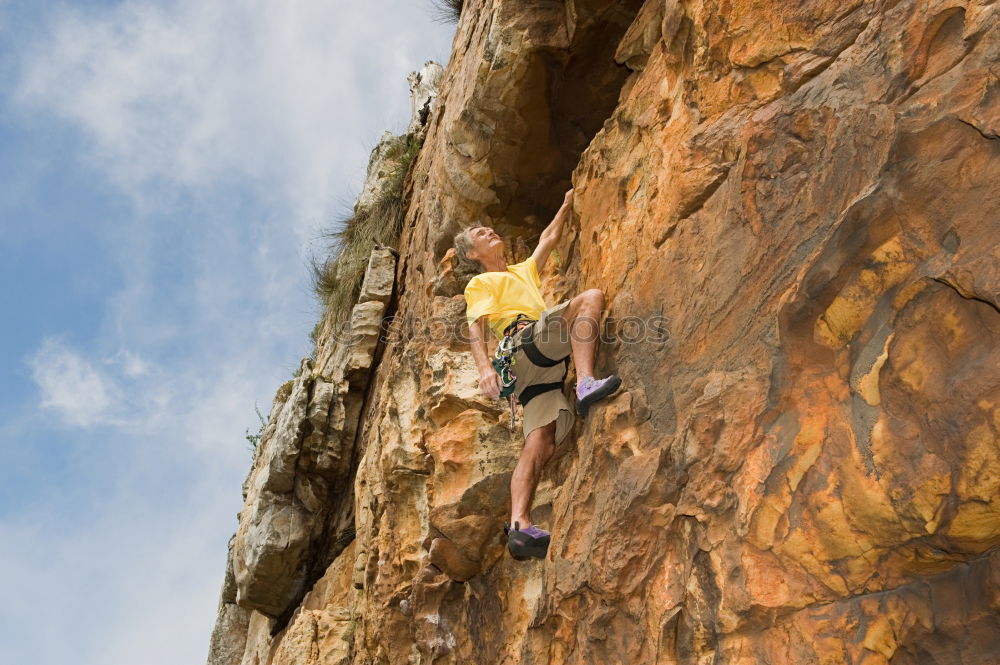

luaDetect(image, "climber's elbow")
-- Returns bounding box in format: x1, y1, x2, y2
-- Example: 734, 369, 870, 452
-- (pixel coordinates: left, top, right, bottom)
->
470, 316, 495, 352
468, 317, 493, 373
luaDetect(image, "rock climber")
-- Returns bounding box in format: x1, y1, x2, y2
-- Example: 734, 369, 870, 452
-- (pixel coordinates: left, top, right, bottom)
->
452, 188, 622, 560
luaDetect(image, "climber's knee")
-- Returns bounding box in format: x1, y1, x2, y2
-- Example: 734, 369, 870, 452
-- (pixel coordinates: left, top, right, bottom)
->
572, 288, 603, 310
584, 288, 604, 307
567, 290, 603, 343
568, 290, 604, 330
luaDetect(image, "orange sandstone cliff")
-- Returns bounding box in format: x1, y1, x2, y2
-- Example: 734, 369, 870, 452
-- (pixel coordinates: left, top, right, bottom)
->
207, 0, 1000, 663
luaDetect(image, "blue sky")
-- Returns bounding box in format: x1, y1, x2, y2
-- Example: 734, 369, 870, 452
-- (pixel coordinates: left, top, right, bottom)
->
0, 1, 454, 662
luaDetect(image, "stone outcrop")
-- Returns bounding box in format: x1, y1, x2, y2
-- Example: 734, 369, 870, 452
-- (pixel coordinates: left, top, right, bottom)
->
206, 245, 397, 662
358, 62, 444, 213
205, 536, 251, 665
231, 244, 395, 620
407, 61, 444, 136
208, 1, 1000, 663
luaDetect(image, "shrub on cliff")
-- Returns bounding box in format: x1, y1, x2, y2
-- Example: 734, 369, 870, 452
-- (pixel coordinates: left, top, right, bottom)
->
244, 402, 266, 458
430, 0, 463, 24
310, 134, 421, 336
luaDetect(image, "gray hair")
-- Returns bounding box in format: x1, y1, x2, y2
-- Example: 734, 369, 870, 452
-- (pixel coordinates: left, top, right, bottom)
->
453, 227, 485, 274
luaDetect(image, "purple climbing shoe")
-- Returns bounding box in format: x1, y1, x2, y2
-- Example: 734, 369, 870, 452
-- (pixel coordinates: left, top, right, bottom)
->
575, 374, 622, 416
504, 521, 550, 560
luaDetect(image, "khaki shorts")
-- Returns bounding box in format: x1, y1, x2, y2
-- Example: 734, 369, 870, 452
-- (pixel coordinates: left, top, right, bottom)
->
510, 300, 575, 445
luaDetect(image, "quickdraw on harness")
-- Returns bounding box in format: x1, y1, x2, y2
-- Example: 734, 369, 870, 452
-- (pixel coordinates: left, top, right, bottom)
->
492, 313, 570, 431
493, 314, 534, 431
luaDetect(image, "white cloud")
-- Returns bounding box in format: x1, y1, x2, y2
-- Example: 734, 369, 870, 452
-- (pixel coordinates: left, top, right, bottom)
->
25, 331, 289, 464
14, 0, 453, 241
115, 349, 150, 377
28, 337, 123, 427
26, 339, 174, 429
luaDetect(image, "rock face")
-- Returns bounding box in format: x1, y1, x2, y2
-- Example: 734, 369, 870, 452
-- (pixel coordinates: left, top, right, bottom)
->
208, 1, 1000, 664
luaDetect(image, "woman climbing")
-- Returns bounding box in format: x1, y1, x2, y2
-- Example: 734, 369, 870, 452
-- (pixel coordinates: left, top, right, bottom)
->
452, 188, 622, 560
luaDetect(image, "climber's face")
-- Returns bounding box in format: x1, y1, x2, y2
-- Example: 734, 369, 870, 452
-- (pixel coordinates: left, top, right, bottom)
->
468, 226, 503, 262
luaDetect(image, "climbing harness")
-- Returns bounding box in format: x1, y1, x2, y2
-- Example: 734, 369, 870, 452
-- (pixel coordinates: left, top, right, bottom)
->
492, 313, 570, 432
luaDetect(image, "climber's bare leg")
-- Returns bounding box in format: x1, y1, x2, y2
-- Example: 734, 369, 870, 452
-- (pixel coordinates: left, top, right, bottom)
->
560, 288, 604, 379
509, 421, 556, 527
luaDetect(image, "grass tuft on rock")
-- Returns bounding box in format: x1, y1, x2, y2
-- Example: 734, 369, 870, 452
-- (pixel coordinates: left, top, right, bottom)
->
311, 134, 421, 335
429, 0, 463, 24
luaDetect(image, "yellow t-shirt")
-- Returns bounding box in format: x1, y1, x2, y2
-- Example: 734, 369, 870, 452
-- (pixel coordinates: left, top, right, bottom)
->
464, 256, 548, 339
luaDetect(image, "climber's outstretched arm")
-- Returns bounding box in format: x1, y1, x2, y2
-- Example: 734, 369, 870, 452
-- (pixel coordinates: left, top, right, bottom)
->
531, 188, 574, 272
